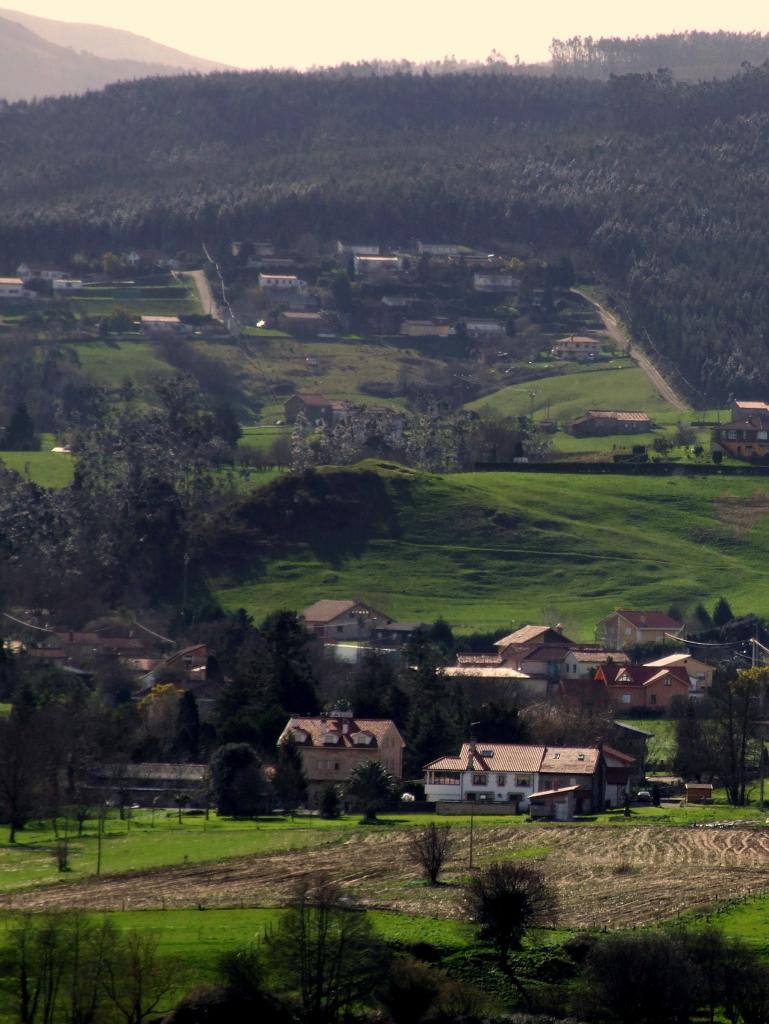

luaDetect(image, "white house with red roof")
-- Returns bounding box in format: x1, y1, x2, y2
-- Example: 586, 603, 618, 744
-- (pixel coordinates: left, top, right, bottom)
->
424, 740, 632, 814
598, 610, 685, 650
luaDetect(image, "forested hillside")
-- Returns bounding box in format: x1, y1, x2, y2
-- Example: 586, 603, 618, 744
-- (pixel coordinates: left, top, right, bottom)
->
5, 67, 769, 399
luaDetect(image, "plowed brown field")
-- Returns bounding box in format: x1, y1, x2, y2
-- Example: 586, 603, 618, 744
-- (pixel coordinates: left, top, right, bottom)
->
6, 825, 769, 929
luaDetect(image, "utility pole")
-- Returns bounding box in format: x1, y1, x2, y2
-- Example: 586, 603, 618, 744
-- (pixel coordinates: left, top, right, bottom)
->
96, 804, 104, 877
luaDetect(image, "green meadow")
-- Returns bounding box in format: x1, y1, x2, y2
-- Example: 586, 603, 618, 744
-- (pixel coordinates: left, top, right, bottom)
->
215, 464, 769, 637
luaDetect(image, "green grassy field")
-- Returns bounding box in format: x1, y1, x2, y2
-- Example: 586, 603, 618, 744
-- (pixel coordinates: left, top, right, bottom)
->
214, 463, 769, 636
468, 361, 676, 422
67, 340, 175, 389
619, 719, 677, 771
0, 433, 73, 487
0, 813, 354, 893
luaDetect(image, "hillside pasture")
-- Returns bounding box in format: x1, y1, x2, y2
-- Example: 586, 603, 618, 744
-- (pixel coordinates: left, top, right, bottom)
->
215, 466, 769, 636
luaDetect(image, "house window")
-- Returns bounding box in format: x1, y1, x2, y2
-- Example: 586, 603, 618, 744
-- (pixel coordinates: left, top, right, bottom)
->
496, 774, 507, 787
336, 626, 344, 633
515, 775, 532, 787
432, 772, 460, 785
621, 694, 632, 704
650, 695, 657, 706
334, 762, 340, 770
664, 677, 672, 686
727, 430, 737, 439
472, 773, 488, 786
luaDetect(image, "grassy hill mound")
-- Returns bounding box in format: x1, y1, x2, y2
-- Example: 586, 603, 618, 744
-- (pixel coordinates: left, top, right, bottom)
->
212, 463, 769, 637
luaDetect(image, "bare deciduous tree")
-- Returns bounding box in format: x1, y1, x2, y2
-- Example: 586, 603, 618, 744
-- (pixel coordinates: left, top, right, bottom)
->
408, 823, 454, 885
465, 861, 556, 1004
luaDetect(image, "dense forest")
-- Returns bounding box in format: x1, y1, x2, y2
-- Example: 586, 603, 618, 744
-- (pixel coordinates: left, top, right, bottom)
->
549, 31, 769, 79
6, 64, 769, 398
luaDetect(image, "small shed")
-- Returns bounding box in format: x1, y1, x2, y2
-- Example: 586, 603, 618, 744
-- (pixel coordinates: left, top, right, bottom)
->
528, 784, 581, 821
684, 783, 713, 804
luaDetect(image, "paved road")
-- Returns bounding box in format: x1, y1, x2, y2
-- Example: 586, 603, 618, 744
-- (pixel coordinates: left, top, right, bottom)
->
575, 289, 690, 413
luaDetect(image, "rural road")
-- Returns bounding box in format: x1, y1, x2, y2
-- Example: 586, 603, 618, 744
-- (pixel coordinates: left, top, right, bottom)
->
575, 289, 690, 413
180, 269, 218, 319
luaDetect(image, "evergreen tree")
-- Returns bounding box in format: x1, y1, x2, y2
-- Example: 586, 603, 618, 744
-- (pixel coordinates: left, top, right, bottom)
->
1, 404, 39, 452
272, 738, 308, 813
173, 690, 200, 762
713, 597, 735, 627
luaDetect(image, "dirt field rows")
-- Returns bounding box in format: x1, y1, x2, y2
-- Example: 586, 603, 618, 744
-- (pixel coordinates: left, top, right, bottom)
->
6, 825, 769, 929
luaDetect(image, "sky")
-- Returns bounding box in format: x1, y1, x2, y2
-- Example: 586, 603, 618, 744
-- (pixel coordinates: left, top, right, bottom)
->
4, 0, 769, 69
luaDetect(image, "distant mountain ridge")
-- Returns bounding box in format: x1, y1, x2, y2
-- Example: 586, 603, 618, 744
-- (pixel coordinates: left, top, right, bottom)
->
0, 7, 229, 72
0, 9, 229, 101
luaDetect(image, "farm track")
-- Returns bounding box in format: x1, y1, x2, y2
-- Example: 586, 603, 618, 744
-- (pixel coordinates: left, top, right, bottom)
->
7, 825, 769, 928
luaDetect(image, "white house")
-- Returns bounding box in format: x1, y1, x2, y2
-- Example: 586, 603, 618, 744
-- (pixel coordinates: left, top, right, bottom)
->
473, 271, 516, 292
424, 741, 630, 813
0, 278, 26, 298
337, 242, 380, 256
258, 273, 304, 291
140, 315, 192, 337
598, 610, 685, 650
462, 318, 506, 339
16, 265, 66, 281
353, 255, 402, 275
52, 279, 83, 292
417, 242, 461, 256
561, 648, 629, 679
551, 336, 602, 362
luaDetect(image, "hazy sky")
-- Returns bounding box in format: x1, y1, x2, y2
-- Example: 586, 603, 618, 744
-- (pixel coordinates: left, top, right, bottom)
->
5, 0, 769, 69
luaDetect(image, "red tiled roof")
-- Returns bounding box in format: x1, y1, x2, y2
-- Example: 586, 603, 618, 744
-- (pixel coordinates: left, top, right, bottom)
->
613, 610, 684, 630
300, 599, 360, 623
540, 747, 600, 775
495, 625, 572, 649
600, 665, 690, 688
567, 649, 629, 664
280, 716, 404, 750
425, 743, 545, 773
530, 784, 581, 800
456, 653, 503, 666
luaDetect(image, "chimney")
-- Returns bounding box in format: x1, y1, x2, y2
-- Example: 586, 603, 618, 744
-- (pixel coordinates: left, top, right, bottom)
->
466, 739, 477, 771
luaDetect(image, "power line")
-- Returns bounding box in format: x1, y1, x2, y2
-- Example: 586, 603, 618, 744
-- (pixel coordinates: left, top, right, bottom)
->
2, 612, 53, 634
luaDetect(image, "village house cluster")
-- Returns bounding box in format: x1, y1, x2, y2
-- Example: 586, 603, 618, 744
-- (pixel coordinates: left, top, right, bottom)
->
4, 595, 723, 821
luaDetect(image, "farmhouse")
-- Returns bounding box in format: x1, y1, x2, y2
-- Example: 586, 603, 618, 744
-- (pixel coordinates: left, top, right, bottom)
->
462, 318, 506, 339
473, 271, 516, 293
416, 242, 462, 256
278, 311, 326, 336
569, 410, 651, 436
278, 711, 405, 804
494, 624, 576, 664
283, 393, 348, 426
299, 599, 391, 640
52, 278, 83, 292
424, 740, 632, 814
0, 278, 26, 298
353, 254, 402, 276
713, 403, 769, 459
551, 336, 602, 362
598, 610, 685, 649
400, 318, 451, 338
337, 242, 379, 256
258, 273, 305, 291
140, 315, 192, 337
